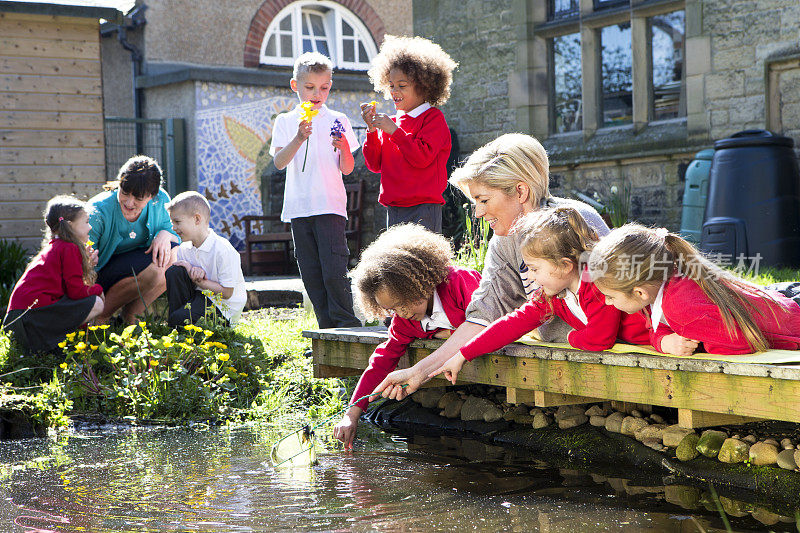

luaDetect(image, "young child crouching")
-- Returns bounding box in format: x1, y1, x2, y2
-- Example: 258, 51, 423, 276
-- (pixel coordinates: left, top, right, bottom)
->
165, 191, 246, 326
430, 207, 650, 384
361, 35, 458, 233
333, 224, 481, 449
587, 224, 800, 355
3, 196, 104, 354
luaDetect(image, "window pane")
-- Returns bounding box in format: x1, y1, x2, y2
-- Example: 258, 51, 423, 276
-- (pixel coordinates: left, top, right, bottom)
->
652, 10, 685, 120
342, 20, 354, 36
265, 34, 276, 57
317, 39, 329, 56
281, 34, 293, 57
310, 13, 326, 36
279, 14, 291, 31
343, 39, 355, 62
549, 0, 578, 20
303, 38, 313, 53
302, 14, 310, 36
358, 41, 368, 63
553, 32, 582, 133
601, 23, 632, 127
595, 0, 628, 9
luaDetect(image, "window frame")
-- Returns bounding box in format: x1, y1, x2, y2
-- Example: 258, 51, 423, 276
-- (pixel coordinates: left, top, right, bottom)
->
259, 0, 378, 71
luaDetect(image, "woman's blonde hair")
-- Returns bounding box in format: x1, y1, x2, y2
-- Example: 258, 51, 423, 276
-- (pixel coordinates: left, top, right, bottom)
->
450, 133, 550, 207
517, 207, 598, 267
588, 224, 782, 352
41, 195, 96, 286
350, 224, 453, 320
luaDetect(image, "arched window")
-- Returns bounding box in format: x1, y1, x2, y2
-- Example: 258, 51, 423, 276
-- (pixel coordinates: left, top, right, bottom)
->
260, 1, 377, 70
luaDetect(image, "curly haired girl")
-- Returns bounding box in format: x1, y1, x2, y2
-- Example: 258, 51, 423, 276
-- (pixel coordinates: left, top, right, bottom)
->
360, 35, 458, 233
3, 196, 104, 354
587, 224, 800, 355
333, 223, 481, 449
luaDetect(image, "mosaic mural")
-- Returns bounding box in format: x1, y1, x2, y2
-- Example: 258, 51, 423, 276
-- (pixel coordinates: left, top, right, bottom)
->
195, 81, 374, 249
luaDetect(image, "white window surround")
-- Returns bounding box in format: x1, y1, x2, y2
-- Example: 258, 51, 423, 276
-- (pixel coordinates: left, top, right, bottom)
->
259, 1, 378, 71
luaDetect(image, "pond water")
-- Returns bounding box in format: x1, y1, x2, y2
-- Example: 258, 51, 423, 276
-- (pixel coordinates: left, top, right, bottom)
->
0, 422, 795, 532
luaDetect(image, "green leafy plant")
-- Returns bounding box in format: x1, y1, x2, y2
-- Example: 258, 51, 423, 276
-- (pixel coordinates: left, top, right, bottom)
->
605, 182, 632, 228
0, 239, 29, 310
454, 209, 492, 273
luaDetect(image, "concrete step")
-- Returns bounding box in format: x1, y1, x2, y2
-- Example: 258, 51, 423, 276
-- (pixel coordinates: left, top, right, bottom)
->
244, 275, 307, 310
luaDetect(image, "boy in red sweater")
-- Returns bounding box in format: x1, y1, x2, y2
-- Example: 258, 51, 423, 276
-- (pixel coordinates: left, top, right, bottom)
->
361, 35, 458, 234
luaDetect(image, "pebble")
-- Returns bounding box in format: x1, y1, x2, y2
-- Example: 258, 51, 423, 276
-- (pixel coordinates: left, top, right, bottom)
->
664, 485, 700, 509
718, 438, 749, 464
662, 425, 695, 448
589, 415, 607, 427
743, 434, 757, 444
413, 388, 446, 409
631, 409, 644, 418
634, 424, 666, 443
776, 449, 797, 470
437, 391, 461, 410
696, 430, 727, 458
648, 413, 666, 424
780, 438, 794, 450
676, 433, 700, 461
558, 414, 588, 429
719, 496, 749, 517
763, 438, 779, 447
513, 414, 536, 425
749, 442, 779, 466
794, 448, 800, 467
532, 412, 552, 429
750, 508, 781, 526
460, 396, 503, 423
604, 412, 625, 433
584, 404, 606, 417
554, 404, 586, 422
642, 438, 665, 451
620, 416, 648, 436
441, 398, 464, 419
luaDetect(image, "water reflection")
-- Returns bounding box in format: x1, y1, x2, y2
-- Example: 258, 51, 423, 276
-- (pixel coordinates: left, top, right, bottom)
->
0, 424, 796, 532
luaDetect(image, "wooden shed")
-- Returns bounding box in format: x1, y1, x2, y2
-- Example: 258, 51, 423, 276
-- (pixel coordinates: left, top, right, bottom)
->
0, 1, 120, 251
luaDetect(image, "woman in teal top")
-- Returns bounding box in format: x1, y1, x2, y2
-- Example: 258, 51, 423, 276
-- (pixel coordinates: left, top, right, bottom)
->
88, 155, 179, 324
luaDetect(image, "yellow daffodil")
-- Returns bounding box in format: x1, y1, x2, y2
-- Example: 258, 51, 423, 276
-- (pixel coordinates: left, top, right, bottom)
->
217, 353, 230, 362
369, 100, 378, 108
58, 341, 67, 349
59, 362, 68, 369
299, 101, 320, 122
86, 240, 94, 246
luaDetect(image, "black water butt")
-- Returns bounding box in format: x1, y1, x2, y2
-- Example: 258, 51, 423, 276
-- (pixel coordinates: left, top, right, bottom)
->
699, 129, 800, 268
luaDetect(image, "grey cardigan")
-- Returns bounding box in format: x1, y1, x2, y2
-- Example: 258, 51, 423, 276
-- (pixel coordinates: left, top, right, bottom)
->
465, 196, 610, 326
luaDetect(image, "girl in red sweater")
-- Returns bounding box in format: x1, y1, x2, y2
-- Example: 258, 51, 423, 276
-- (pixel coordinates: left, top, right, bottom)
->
333, 224, 481, 448
587, 224, 800, 356
429, 207, 650, 384
360, 35, 458, 234
3, 196, 104, 354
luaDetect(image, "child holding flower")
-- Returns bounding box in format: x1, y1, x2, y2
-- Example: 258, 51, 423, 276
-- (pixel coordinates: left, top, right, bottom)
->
270, 52, 361, 328
361, 35, 458, 233
3, 196, 104, 354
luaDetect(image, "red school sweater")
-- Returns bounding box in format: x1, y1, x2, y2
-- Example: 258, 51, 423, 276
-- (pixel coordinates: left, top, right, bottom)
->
460, 269, 651, 359
362, 107, 451, 207
643, 275, 800, 354
350, 266, 482, 410
8, 239, 103, 311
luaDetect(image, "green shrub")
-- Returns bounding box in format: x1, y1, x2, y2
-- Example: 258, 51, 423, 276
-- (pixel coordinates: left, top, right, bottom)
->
0, 239, 30, 310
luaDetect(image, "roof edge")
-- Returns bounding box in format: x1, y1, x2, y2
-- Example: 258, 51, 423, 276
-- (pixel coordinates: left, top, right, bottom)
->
0, 2, 122, 23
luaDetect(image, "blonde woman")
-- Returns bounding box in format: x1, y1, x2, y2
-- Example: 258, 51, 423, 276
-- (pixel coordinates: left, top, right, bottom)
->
373, 133, 609, 399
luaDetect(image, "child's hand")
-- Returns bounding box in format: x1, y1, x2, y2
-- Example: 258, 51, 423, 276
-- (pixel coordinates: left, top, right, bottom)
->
360, 102, 377, 132
428, 352, 467, 385
296, 119, 312, 141
374, 367, 423, 400
372, 113, 398, 135
660, 333, 699, 356
332, 406, 362, 450
88, 247, 99, 267
189, 266, 206, 283
331, 132, 349, 152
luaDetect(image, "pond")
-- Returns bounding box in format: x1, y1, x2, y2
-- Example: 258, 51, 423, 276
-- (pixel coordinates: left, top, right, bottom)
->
0, 422, 794, 532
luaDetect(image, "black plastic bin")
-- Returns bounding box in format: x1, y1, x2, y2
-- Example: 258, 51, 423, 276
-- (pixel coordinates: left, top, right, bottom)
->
700, 129, 800, 268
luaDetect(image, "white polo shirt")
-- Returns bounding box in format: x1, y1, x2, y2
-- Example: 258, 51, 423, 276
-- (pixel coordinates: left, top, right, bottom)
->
176, 230, 246, 323
419, 291, 454, 332
269, 104, 359, 222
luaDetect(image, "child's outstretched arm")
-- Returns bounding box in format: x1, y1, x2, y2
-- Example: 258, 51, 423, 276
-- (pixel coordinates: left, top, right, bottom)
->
274, 120, 312, 170
428, 351, 466, 384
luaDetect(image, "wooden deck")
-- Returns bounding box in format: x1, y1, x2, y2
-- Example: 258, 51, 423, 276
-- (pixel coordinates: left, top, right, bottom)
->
304, 327, 800, 429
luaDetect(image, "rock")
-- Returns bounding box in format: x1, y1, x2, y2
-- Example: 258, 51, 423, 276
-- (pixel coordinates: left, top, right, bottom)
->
696, 430, 727, 458
604, 412, 625, 433
558, 414, 588, 429
763, 438, 779, 447
642, 438, 665, 451
662, 425, 695, 448
620, 416, 648, 436
437, 391, 461, 410
528, 407, 544, 417
441, 398, 464, 419
584, 404, 608, 417
532, 412, 552, 429
676, 433, 700, 461
494, 391, 506, 404
634, 424, 666, 443
718, 438, 749, 464
631, 409, 644, 418
589, 415, 607, 427
413, 388, 447, 409
794, 449, 800, 468
554, 404, 586, 422
780, 437, 794, 450
460, 396, 503, 423
664, 485, 700, 509
648, 413, 666, 424
513, 414, 536, 425
776, 449, 797, 470
750, 507, 781, 526
743, 434, 757, 444
749, 442, 779, 466
719, 496, 749, 517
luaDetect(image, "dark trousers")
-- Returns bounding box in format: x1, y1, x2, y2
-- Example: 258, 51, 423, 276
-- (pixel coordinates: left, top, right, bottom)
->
387, 203, 443, 234
291, 214, 360, 329
165, 265, 221, 327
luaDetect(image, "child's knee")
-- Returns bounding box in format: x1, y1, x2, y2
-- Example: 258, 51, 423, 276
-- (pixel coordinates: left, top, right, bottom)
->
88, 295, 104, 320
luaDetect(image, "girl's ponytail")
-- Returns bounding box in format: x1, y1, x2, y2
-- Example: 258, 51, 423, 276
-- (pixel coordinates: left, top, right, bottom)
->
517, 207, 598, 267
43, 196, 96, 286
562, 207, 599, 255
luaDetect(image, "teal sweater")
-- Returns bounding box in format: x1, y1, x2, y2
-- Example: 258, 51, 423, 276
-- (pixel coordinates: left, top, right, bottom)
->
88, 188, 178, 271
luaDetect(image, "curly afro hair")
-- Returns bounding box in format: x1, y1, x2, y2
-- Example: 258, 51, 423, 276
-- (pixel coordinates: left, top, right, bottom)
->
350, 223, 453, 320
368, 35, 458, 107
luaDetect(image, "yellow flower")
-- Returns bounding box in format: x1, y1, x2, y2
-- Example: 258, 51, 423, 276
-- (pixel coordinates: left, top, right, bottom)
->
58, 341, 67, 349
90, 345, 98, 351
163, 341, 174, 348
99, 324, 110, 330
77, 330, 85, 338
227, 366, 237, 373
185, 338, 194, 345
150, 360, 159, 367
74, 342, 87, 352
59, 362, 68, 369
203, 330, 213, 337
88, 325, 98, 331
178, 342, 192, 351
299, 101, 320, 122
66, 332, 76, 341
369, 100, 378, 108
239, 372, 248, 377
217, 353, 230, 362
139, 321, 146, 328
183, 325, 193, 331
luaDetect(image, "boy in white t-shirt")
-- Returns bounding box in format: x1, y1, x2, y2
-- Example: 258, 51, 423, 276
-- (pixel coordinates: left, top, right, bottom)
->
165, 191, 246, 326
270, 52, 361, 328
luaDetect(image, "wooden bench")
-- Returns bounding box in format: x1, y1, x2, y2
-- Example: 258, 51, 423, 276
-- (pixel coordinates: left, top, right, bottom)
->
242, 179, 366, 275
304, 327, 800, 429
